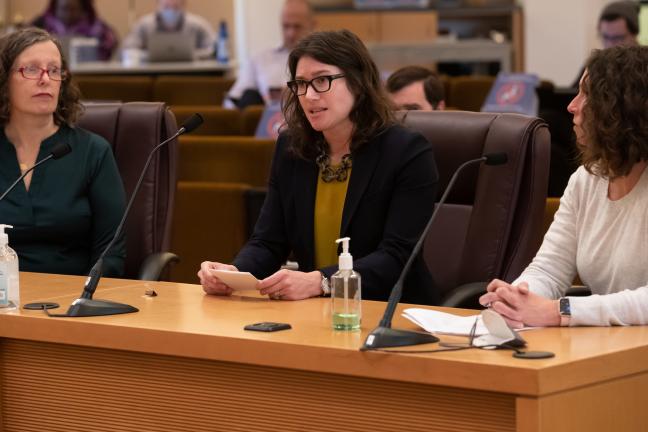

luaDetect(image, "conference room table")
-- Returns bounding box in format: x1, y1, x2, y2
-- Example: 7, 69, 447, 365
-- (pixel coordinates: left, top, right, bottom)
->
1, 273, 647, 432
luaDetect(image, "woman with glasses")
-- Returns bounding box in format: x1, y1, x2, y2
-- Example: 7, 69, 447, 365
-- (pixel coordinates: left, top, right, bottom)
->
199, 30, 440, 304
0, 28, 125, 276
480, 46, 648, 327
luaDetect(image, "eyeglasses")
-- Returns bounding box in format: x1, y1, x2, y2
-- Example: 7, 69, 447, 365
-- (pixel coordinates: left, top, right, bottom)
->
15, 65, 67, 81
287, 74, 345, 96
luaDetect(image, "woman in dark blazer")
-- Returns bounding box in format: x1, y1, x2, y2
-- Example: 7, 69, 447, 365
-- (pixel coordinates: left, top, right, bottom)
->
199, 30, 439, 305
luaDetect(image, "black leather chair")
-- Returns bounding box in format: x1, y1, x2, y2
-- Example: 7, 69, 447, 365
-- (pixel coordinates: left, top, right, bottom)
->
76, 102, 179, 280
401, 110, 551, 308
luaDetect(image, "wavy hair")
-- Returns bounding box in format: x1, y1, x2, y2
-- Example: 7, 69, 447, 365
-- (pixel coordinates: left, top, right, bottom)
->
580, 46, 648, 178
282, 30, 395, 160
0, 27, 83, 127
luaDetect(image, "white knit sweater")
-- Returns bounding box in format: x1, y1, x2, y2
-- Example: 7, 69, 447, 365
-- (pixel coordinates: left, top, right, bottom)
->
514, 166, 648, 326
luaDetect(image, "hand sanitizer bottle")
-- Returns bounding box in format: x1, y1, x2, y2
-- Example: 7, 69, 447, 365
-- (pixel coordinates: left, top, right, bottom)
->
0, 224, 19, 312
331, 237, 361, 331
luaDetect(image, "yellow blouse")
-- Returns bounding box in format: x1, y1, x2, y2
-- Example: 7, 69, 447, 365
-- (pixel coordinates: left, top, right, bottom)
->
314, 167, 351, 269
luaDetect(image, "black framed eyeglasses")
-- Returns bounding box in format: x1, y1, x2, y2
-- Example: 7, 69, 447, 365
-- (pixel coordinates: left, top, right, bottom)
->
16, 65, 67, 81
287, 74, 345, 96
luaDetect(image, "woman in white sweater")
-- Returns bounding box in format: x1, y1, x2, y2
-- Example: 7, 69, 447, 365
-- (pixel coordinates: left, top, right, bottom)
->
479, 46, 648, 327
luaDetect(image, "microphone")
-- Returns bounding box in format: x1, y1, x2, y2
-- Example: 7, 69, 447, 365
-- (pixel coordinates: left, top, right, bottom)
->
361, 152, 508, 350
44, 113, 204, 317
0, 142, 72, 202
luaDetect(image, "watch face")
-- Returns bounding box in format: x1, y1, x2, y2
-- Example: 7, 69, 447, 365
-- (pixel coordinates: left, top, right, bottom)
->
560, 297, 571, 316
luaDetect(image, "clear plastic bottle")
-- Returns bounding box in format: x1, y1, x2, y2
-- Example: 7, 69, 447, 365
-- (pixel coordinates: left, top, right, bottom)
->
331, 237, 361, 331
0, 224, 20, 312
216, 20, 229, 64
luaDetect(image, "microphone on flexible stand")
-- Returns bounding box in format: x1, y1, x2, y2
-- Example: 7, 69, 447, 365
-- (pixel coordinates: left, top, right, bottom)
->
30, 113, 204, 318
0, 142, 72, 202
361, 152, 508, 350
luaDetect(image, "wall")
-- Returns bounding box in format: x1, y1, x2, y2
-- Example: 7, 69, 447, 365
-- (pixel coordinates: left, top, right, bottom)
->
522, 0, 613, 86
235, 0, 284, 66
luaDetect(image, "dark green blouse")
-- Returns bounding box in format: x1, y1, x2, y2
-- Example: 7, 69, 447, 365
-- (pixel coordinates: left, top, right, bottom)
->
0, 125, 126, 277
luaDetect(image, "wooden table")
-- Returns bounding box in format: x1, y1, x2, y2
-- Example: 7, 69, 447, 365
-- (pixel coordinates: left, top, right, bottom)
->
1, 273, 647, 432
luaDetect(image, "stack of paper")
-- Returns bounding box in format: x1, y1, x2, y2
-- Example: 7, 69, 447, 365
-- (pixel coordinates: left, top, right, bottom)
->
402, 308, 488, 336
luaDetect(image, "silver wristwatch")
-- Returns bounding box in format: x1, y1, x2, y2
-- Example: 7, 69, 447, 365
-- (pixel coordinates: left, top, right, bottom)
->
320, 272, 331, 297
559, 297, 571, 327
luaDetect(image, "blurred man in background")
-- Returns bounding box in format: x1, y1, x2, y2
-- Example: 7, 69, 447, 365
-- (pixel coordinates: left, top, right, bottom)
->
225, 0, 315, 109
386, 66, 445, 111
123, 0, 215, 59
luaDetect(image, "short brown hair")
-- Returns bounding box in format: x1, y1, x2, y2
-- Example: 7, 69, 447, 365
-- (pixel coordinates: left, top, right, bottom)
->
580, 46, 648, 178
386, 65, 445, 109
283, 30, 394, 160
0, 27, 83, 126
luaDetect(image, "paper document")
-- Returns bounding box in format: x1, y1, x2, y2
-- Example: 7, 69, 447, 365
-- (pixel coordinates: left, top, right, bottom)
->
212, 270, 259, 291
402, 308, 488, 336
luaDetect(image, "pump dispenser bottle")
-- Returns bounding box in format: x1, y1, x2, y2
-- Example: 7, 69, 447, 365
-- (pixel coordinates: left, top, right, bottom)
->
331, 237, 361, 330
0, 224, 19, 311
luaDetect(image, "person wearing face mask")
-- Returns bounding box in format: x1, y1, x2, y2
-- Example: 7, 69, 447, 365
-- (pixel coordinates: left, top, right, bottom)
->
122, 0, 215, 59
224, 0, 315, 109
480, 46, 648, 328
31, 0, 118, 61
0, 28, 126, 276
200, 30, 440, 305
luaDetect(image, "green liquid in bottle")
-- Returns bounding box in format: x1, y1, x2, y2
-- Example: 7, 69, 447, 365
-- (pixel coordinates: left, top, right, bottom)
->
332, 312, 360, 331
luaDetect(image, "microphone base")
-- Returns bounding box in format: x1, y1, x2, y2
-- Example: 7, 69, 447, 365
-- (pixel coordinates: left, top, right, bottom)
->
65, 298, 139, 317
361, 326, 439, 350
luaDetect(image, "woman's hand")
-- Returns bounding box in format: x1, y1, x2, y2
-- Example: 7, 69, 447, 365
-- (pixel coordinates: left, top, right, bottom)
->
479, 279, 561, 328
257, 269, 322, 300
198, 261, 239, 295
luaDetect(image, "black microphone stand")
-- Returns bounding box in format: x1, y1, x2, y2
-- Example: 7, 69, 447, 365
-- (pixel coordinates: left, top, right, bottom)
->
45, 114, 204, 317
361, 154, 506, 350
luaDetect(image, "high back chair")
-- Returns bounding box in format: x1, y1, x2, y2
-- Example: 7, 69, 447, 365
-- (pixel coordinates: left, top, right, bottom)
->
401, 110, 550, 307
76, 102, 179, 280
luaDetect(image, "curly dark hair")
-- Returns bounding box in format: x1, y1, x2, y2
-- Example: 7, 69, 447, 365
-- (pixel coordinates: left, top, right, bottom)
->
0, 27, 83, 126
580, 46, 648, 178
283, 30, 395, 160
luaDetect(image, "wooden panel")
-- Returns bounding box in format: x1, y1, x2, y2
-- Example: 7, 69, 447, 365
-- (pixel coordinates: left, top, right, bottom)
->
315, 12, 379, 42
379, 11, 438, 43
511, 9, 524, 72
1, 339, 515, 432
516, 371, 648, 432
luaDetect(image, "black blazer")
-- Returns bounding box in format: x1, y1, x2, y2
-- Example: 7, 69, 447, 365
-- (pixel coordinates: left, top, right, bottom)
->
233, 124, 440, 305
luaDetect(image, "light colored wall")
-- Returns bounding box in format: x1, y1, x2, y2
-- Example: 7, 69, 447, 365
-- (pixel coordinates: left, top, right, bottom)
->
522, 0, 614, 86
235, 0, 284, 65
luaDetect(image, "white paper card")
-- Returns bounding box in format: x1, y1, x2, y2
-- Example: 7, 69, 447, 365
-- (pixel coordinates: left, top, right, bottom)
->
213, 270, 259, 291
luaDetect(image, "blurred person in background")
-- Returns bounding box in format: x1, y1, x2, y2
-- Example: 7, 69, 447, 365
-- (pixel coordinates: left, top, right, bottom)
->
386, 65, 445, 111
31, 0, 118, 61
225, 0, 315, 109
123, 0, 215, 59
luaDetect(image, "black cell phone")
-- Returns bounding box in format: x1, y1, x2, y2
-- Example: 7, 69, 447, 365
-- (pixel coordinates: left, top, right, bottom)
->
244, 322, 292, 332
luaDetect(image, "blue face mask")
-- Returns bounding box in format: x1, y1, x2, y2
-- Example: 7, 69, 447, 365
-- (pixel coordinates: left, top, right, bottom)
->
159, 8, 182, 28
